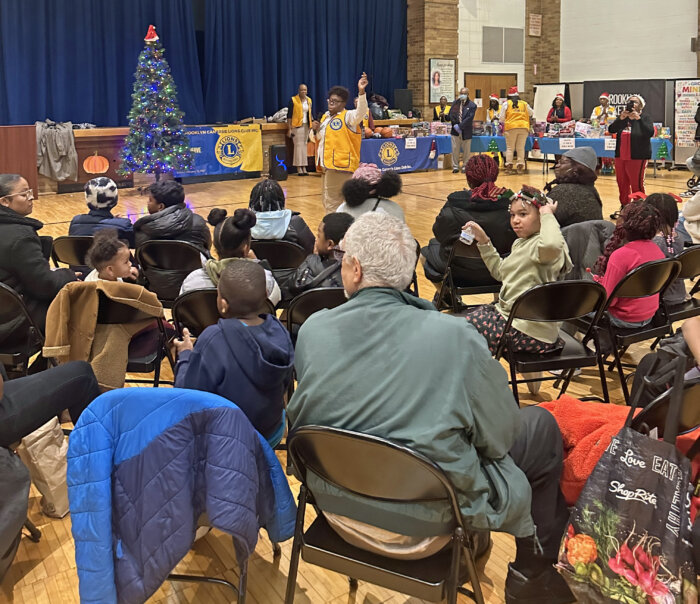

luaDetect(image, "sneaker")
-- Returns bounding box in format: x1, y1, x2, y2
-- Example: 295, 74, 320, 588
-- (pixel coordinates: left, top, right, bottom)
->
516, 164, 525, 175
505, 565, 575, 604
452, 167, 459, 174
549, 368, 582, 378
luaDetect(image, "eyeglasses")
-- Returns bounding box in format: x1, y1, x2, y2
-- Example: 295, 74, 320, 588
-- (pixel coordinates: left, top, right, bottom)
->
332, 248, 346, 262
327, 97, 344, 106
2, 188, 33, 201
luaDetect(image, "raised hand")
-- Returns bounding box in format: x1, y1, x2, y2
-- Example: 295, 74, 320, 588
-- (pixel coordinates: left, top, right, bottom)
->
358, 72, 368, 94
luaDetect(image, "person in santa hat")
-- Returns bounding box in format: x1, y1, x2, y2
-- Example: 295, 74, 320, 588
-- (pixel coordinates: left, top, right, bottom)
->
498, 86, 533, 175
486, 93, 500, 123
546, 93, 572, 124
590, 92, 616, 126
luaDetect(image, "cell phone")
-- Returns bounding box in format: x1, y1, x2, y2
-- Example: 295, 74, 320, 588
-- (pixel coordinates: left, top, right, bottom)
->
460, 226, 475, 244
625, 100, 635, 112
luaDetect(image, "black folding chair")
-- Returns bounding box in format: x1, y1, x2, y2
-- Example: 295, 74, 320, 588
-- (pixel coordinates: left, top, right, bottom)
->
435, 240, 501, 312
574, 258, 682, 404
51, 235, 94, 269
286, 287, 347, 336
666, 246, 700, 321
250, 240, 307, 270
96, 291, 173, 387
286, 426, 484, 604
492, 281, 609, 406
135, 240, 204, 307
0, 283, 44, 376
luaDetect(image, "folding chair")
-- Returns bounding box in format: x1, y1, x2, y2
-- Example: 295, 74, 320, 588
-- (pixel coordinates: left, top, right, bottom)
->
492, 281, 609, 406
136, 240, 204, 307
286, 426, 484, 604
50, 235, 94, 270
250, 240, 307, 270
0, 283, 44, 377
435, 240, 500, 312
285, 287, 347, 337
666, 245, 700, 321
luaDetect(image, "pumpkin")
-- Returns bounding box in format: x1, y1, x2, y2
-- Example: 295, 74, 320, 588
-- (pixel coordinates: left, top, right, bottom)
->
381, 127, 393, 138
374, 127, 383, 135
364, 127, 373, 138
83, 152, 110, 174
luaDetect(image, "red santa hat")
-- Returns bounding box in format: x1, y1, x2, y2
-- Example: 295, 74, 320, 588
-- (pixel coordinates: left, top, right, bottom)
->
507, 86, 520, 97
489, 93, 499, 101
555, 93, 565, 101
599, 92, 610, 100
144, 25, 159, 42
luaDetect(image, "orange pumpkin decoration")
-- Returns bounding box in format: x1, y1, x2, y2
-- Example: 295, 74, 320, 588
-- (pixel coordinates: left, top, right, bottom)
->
381, 127, 393, 138
374, 127, 383, 134
364, 127, 373, 138
83, 152, 110, 174
566, 534, 597, 566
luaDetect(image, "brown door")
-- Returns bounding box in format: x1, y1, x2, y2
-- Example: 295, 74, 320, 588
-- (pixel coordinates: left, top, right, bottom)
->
464, 73, 517, 122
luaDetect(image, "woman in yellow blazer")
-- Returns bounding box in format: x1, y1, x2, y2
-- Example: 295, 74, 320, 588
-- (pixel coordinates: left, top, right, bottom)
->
286, 84, 313, 176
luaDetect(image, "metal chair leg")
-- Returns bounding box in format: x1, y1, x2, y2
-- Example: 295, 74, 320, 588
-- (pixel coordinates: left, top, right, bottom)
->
509, 362, 520, 407
237, 559, 247, 604
284, 487, 308, 603
24, 519, 41, 542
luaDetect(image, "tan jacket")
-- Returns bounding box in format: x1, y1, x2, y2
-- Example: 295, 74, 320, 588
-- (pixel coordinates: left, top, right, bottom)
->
43, 280, 163, 389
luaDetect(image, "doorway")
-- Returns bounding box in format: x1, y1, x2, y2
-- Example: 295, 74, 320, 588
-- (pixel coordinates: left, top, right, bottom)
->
464, 73, 517, 121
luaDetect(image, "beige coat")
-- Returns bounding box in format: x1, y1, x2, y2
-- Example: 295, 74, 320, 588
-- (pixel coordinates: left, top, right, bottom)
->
43, 280, 163, 390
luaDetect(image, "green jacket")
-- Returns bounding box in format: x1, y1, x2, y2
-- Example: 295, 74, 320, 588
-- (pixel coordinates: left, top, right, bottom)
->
478, 213, 572, 343
287, 287, 535, 538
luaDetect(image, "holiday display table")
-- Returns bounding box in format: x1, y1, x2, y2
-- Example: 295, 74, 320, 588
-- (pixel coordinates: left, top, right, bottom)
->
470, 135, 535, 154
360, 136, 438, 173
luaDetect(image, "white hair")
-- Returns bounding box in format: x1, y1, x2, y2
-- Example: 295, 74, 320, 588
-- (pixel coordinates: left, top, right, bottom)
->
342, 212, 416, 290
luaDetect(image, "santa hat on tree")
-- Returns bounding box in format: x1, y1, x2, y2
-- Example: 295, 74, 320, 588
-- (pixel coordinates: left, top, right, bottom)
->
507, 86, 520, 96
144, 24, 159, 43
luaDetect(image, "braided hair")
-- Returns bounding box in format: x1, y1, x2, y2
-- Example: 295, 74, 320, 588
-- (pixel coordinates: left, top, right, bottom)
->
248, 179, 286, 212
464, 155, 506, 201
644, 193, 679, 255
593, 201, 662, 275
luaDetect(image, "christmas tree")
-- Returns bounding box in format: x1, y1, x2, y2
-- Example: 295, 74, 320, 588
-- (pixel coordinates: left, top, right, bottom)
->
487, 138, 500, 153
655, 141, 669, 161
119, 25, 193, 178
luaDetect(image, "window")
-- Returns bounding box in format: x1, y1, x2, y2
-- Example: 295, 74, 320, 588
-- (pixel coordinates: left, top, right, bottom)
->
482, 27, 524, 64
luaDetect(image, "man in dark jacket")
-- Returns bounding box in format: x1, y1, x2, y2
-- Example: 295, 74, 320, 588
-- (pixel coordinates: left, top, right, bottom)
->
133, 180, 211, 252
0, 174, 76, 345
448, 87, 477, 173
172, 261, 293, 446
69, 177, 135, 247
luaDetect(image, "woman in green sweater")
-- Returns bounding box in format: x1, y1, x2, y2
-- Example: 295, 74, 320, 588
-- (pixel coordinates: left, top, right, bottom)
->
463, 185, 572, 355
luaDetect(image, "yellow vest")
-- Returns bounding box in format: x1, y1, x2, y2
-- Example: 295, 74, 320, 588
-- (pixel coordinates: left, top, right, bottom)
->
487, 108, 499, 122
434, 104, 451, 120
290, 95, 313, 128
504, 100, 530, 130
321, 110, 362, 172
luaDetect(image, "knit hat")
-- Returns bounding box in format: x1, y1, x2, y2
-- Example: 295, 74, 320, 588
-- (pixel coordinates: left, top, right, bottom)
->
489, 93, 499, 101
563, 146, 597, 172
555, 93, 565, 101
629, 94, 646, 108
84, 177, 118, 211
352, 163, 382, 186
507, 86, 519, 97
599, 92, 609, 100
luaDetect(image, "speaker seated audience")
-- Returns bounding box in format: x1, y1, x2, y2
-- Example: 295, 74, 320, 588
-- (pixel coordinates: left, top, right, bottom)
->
421, 155, 516, 292
68, 177, 135, 247
287, 212, 573, 603
337, 163, 405, 222
248, 178, 315, 255
83, 229, 139, 282
463, 186, 572, 355
543, 147, 603, 227
133, 180, 211, 252
0, 361, 100, 448
281, 212, 354, 302
172, 262, 293, 447
591, 201, 664, 328
0, 173, 77, 344
644, 192, 687, 306
180, 208, 281, 306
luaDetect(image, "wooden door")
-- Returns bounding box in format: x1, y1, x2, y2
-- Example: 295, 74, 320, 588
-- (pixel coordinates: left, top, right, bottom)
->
464, 73, 517, 122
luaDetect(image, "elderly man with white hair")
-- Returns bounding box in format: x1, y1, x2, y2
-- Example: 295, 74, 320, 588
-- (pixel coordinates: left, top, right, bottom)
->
287, 212, 574, 604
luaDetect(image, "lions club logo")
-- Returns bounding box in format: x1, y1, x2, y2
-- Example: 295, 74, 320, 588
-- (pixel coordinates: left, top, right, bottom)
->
215, 135, 244, 168
329, 117, 343, 131
379, 141, 399, 166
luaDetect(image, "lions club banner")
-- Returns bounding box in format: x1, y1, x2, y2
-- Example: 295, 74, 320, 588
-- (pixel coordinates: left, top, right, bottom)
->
360, 137, 437, 173
175, 124, 263, 177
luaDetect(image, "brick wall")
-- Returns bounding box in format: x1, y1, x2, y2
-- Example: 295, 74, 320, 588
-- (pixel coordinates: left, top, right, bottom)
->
407, 0, 459, 119
523, 0, 560, 104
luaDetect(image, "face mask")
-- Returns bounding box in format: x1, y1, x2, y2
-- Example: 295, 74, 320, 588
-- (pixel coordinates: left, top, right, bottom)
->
459, 94, 467, 101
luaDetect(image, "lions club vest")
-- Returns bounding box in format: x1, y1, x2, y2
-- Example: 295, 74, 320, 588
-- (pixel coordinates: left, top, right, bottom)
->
321, 109, 362, 172
504, 100, 530, 130
290, 95, 312, 129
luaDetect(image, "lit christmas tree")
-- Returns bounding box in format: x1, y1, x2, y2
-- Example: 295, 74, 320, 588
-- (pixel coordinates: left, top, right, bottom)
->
655, 141, 670, 161
119, 25, 193, 179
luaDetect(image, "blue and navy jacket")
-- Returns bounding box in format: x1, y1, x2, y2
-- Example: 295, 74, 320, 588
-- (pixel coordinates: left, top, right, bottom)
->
69, 209, 135, 247
67, 388, 296, 604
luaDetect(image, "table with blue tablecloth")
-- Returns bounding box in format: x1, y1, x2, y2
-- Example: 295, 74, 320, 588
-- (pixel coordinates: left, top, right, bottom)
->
434, 135, 534, 154
360, 136, 438, 173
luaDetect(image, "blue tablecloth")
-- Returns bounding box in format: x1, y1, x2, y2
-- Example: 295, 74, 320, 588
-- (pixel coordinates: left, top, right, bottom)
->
360, 136, 438, 173
536, 137, 673, 159
435, 135, 535, 154
435, 135, 452, 155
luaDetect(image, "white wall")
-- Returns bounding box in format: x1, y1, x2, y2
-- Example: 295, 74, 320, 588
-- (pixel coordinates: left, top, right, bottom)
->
458, 0, 526, 91
560, 0, 698, 82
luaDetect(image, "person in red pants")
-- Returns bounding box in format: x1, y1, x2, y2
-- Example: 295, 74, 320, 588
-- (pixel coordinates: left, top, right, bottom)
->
607, 94, 654, 219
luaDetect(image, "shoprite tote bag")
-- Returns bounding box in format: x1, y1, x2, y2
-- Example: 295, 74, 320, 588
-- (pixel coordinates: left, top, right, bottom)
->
557, 356, 698, 603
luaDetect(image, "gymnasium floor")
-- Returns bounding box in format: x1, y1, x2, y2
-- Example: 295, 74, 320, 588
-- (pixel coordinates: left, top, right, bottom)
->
1, 160, 691, 604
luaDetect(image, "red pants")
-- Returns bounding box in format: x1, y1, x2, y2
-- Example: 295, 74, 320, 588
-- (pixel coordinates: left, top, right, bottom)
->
614, 158, 647, 206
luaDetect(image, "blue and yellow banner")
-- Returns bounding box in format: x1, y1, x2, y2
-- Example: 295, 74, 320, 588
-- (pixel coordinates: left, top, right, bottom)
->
175, 124, 263, 177
360, 137, 437, 173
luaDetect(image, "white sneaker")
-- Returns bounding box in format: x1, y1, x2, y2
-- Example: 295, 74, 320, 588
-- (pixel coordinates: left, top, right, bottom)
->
548, 368, 582, 378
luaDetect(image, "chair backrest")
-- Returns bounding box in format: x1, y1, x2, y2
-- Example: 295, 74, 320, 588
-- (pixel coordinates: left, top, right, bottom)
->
51, 235, 94, 267
605, 258, 681, 307
250, 240, 307, 269
96, 291, 158, 324
172, 289, 221, 336
451, 239, 482, 260
676, 245, 700, 281
135, 240, 203, 271
286, 287, 346, 330
510, 280, 607, 323
288, 426, 462, 523
0, 282, 43, 356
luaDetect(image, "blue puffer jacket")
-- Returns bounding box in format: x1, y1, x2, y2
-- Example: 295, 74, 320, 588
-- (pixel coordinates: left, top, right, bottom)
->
69, 209, 135, 248
67, 388, 296, 604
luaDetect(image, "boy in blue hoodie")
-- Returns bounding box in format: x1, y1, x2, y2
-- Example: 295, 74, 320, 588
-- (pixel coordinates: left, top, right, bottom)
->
172, 261, 294, 446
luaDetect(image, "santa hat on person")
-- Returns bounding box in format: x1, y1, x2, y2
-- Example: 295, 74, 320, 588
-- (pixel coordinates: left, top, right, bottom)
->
555, 93, 565, 102
489, 93, 499, 101
507, 86, 520, 96
629, 94, 646, 108
599, 92, 610, 100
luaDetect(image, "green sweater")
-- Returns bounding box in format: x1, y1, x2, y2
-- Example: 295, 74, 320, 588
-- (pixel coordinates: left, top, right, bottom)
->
287, 287, 535, 539
478, 213, 572, 343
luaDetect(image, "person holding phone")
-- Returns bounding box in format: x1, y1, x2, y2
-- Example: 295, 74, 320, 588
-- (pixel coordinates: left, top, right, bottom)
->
607, 94, 654, 218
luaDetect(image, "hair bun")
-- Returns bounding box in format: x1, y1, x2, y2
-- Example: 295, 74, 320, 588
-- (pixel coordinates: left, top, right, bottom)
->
207, 208, 228, 226
232, 208, 257, 230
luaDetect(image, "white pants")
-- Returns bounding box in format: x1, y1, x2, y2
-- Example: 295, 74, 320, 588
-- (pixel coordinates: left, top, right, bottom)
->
504, 128, 528, 167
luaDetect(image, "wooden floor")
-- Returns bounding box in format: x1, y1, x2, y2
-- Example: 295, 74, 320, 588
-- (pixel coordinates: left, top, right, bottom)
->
1, 161, 692, 604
